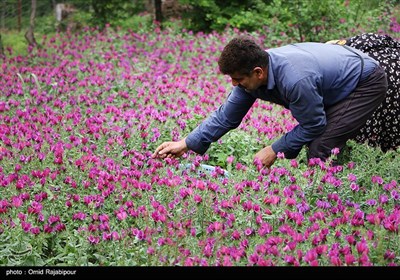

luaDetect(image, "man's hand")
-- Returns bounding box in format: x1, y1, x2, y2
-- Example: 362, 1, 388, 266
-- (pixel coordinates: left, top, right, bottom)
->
151, 138, 188, 159
254, 145, 277, 169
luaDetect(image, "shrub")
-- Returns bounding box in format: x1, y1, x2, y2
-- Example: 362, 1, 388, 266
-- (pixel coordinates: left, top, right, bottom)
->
178, 0, 395, 41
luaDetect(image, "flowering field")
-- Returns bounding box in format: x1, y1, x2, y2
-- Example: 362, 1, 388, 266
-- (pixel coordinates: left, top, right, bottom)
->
0, 25, 399, 266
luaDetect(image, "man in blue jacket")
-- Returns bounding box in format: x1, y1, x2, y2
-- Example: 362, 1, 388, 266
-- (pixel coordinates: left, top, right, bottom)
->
152, 36, 387, 168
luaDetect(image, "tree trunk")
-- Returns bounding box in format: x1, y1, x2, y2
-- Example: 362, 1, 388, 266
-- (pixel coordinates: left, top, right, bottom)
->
51, 0, 56, 10
154, 0, 163, 25
25, 0, 37, 46
0, 32, 4, 57
17, 0, 22, 32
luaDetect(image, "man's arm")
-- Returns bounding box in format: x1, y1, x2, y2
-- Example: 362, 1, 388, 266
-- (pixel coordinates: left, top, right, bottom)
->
153, 87, 256, 159
185, 86, 256, 154
151, 138, 188, 159
254, 145, 276, 168
271, 76, 327, 159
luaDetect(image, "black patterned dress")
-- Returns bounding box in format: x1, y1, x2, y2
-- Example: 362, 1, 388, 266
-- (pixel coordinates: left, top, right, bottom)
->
328, 33, 399, 152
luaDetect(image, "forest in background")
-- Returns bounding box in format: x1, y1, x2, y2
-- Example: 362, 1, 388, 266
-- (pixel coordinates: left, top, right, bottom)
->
1, 0, 399, 57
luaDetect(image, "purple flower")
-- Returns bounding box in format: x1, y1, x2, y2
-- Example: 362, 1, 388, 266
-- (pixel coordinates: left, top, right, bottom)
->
11, 196, 23, 208
30, 227, 40, 235
331, 147, 340, 155
21, 221, 31, 232
391, 190, 399, 200
347, 173, 357, 182
88, 235, 100, 245
344, 253, 356, 265
72, 212, 86, 221
366, 199, 377, 206
330, 256, 342, 266
371, 176, 384, 185
384, 250, 396, 260
379, 194, 389, 204
356, 240, 369, 255
244, 228, 253, 236
231, 230, 241, 240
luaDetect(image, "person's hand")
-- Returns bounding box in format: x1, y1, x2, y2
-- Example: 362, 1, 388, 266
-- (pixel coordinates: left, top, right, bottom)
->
151, 138, 188, 159
254, 145, 277, 169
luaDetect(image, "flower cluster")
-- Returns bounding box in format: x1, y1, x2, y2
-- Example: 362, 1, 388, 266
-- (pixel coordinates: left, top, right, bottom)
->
0, 25, 398, 266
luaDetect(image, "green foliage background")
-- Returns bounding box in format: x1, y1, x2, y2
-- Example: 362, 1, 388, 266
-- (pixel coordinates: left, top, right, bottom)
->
1, 0, 398, 47
178, 0, 395, 41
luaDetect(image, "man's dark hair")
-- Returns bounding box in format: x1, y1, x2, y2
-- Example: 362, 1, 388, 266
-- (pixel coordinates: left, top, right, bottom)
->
218, 36, 269, 76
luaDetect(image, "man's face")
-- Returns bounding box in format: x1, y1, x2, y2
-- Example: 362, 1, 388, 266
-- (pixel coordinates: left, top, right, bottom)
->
229, 67, 267, 93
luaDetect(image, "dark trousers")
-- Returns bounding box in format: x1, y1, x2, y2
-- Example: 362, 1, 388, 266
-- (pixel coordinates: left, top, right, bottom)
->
308, 65, 388, 161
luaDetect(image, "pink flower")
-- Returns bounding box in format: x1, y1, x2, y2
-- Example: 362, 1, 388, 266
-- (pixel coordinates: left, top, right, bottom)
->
347, 162, 355, 169
258, 222, 272, 236
350, 183, 359, 192
30, 227, 41, 235
147, 246, 155, 255
345, 235, 356, 245
17, 212, 27, 221
244, 228, 253, 236
193, 194, 202, 203
347, 173, 357, 182
384, 250, 396, 260
48, 215, 60, 224
15, 164, 22, 172
21, 221, 31, 232
43, 224, 53, 233
240, 239, 249, 248
330, 256, 342, 266
11, 196, 23, 208
248, 253, 259, 265
285, 197, 296, 206
231, 230, 241, 240
371, 176, 383, 185
27, 201, 43, 215
356, 240, 369, 255
88, 235, 100, 245
253, 157, 263, 171
290, 159, 298, 168
99, 214, 109, 223
222, 256, 233, 266
379, 194, 389, 204
116, 210, 127, 221
344, 253, 356, 265
382, 211, 399, 232
226, 155, 234, 164
72, 212, 86, 221
111, 231, 120, 240
102, 232, 112, 241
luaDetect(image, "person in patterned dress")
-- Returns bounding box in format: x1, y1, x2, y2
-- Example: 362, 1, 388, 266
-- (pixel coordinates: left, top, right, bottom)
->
327, 33, 399, 152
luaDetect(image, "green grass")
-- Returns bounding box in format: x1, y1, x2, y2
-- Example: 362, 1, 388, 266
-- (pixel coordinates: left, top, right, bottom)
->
2, 31, 29, 56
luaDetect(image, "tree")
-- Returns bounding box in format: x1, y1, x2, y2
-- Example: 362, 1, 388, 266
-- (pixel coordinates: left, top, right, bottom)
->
0, 33, 4, 57
154, 0, 163, 25
90, 0, 131, 29
25, 0, 37, 46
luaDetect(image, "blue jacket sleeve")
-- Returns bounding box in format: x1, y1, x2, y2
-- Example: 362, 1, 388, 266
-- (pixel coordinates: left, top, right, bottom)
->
271, 76, 327, 158
186, 87, 256, 154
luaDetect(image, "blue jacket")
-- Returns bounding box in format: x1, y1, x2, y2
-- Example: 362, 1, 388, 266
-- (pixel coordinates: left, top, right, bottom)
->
186, 42, 379, 158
